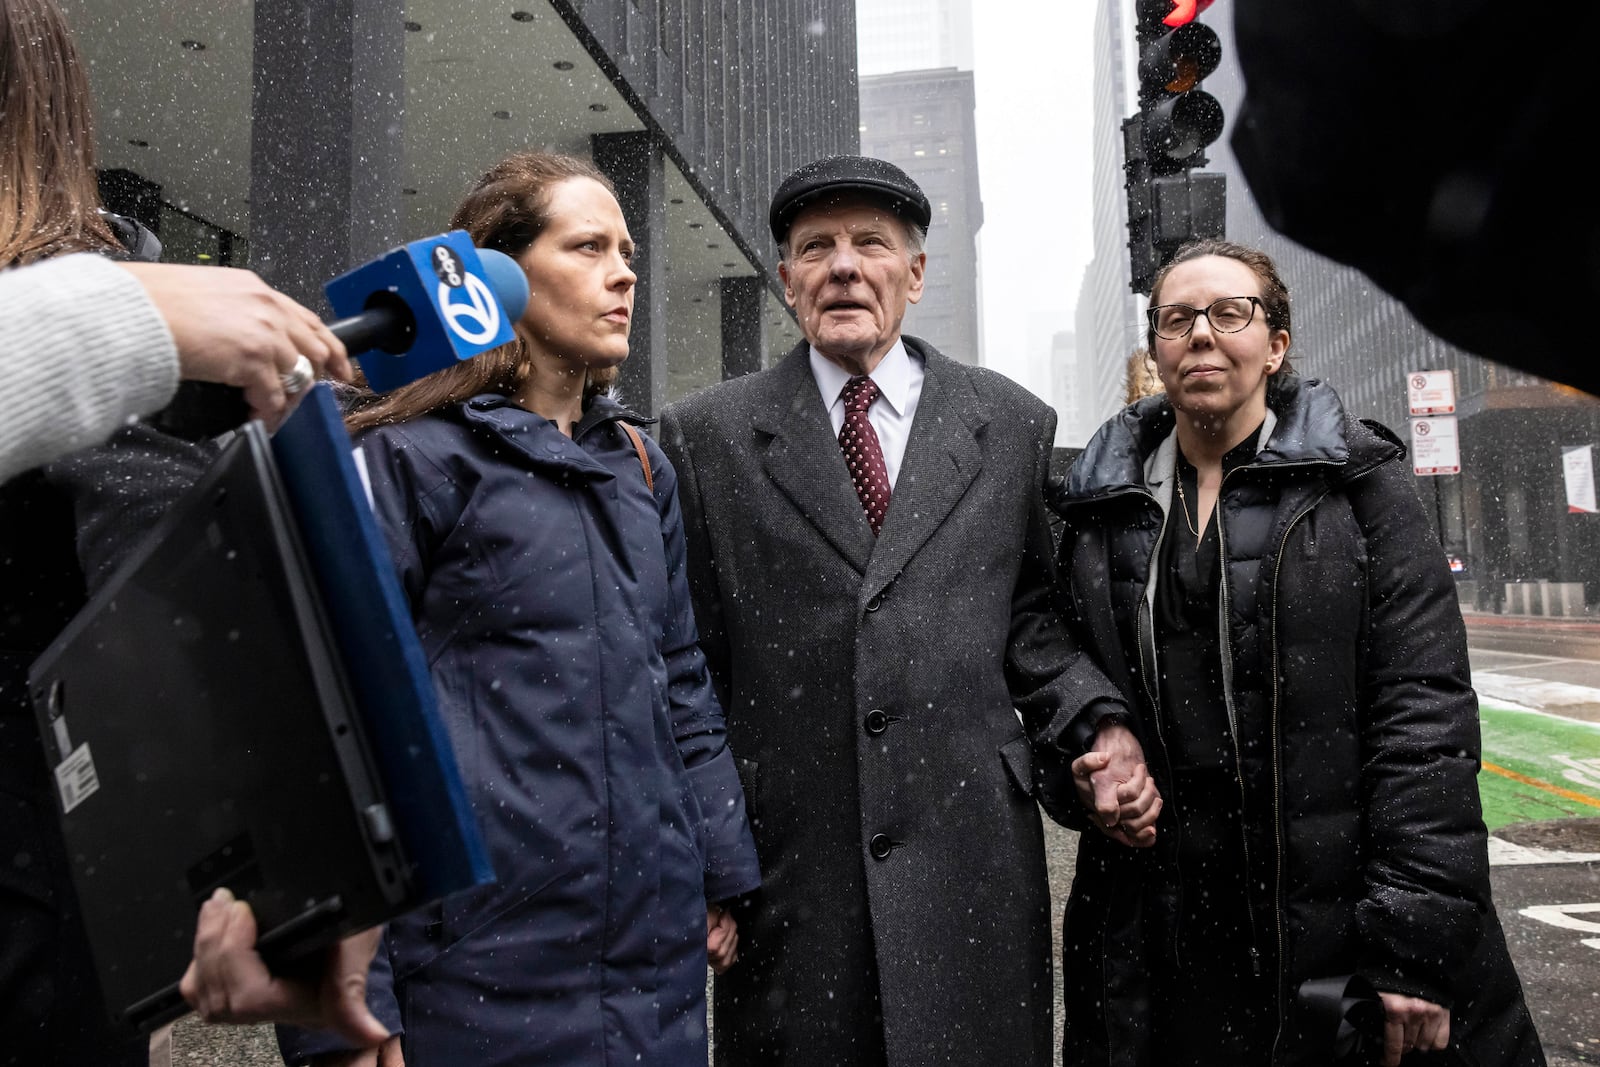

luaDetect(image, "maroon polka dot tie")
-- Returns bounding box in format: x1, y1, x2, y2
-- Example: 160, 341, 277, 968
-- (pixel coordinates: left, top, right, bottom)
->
839, 375, 891, 535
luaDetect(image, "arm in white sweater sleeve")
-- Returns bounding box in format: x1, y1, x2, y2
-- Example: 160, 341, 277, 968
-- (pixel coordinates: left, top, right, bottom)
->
0, 254, 179, 484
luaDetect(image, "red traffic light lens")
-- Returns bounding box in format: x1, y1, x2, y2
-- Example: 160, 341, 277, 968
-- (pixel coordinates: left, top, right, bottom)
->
1161, 0, 1217, 27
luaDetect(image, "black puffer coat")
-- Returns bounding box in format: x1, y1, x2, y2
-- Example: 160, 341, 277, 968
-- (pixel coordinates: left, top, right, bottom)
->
1052, 376, 1542, 1067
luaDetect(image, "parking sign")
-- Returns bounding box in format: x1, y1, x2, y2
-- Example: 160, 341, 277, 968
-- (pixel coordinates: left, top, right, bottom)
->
1411, 415, 1461, 475
1408, 370, 1456, 415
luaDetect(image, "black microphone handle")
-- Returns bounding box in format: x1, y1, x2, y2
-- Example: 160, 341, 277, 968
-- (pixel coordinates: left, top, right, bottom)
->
148, 293, 419, 438
328, 293, 416, 356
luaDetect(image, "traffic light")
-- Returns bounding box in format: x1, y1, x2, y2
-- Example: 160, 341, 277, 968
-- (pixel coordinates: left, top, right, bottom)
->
1125, 0, 1226, 293
1124, 116, 1159, 294
1125, 124, 1226, 293
1135, 0, 1223, 176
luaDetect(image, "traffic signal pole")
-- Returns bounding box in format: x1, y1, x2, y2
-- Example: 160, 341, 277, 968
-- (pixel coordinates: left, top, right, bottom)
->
1125, 0, 1227, 294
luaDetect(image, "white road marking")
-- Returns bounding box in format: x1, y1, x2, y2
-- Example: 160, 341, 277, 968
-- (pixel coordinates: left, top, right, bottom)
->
1489, 837, 1600, 867
1519, 902, 1600, 934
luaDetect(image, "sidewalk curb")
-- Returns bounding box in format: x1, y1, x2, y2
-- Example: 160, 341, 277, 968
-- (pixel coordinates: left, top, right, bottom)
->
1474, 672, 1600, 724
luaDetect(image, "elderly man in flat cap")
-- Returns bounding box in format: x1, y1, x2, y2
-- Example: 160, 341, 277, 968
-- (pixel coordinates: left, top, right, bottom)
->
659, 156, 1150, 1066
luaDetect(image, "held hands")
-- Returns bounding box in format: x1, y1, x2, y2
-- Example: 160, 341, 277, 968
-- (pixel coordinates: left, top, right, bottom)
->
1070, 720, 1162, 848
117, 262, 354, 428
707, 904, 740, 973
179, 888, 388, 1048
1378, 993, 1450, 1065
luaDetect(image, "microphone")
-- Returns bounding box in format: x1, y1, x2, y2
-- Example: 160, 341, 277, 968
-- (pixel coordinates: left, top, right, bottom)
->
149, 234, 530, 439
324, 231, 530, 392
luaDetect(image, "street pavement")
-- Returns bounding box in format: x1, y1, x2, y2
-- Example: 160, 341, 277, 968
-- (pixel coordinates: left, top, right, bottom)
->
1457, 612, 1600, 1066
164, 611, 1600, 1065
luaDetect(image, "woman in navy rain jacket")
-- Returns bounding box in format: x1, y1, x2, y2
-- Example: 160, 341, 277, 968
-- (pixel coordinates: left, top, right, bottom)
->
280, 151, 759, 1066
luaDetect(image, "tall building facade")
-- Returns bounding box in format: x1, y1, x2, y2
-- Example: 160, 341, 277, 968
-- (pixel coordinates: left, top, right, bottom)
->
66, 0, 861, 417
856, 0, 973, 75
856, 0, 984, 364
1084, 5, 1600, 608
1075, 0, 1143, 443
1051, 328, 1094, 448
858, 69, 983, 363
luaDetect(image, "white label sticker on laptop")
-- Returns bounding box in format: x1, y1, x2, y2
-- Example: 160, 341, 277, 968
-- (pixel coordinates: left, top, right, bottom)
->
54, 743, 99, 813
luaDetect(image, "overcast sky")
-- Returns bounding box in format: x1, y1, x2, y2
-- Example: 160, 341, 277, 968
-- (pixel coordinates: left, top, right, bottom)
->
970, 3, 1100, 400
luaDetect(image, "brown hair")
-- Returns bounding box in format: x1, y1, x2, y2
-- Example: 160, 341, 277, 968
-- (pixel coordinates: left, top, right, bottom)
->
346, 151, 621, 432
1146, 238, 1294, 376
1123, 346, 1163, 405
0, 0, 119, 267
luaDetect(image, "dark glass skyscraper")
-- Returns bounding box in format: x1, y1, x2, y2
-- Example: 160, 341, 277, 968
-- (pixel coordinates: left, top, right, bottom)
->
68, 0, 861, 416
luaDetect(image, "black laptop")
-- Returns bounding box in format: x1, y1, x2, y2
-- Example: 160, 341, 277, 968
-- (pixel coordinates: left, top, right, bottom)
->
29, 388, 490, 1033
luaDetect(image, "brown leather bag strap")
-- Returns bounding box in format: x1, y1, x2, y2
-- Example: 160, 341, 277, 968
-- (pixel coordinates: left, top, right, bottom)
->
619, 421, 654, 492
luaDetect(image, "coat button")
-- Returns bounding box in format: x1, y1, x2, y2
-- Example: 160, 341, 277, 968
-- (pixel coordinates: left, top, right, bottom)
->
869, 833, 894, 860
865, 594, 881, 612
864, 709, 889, 735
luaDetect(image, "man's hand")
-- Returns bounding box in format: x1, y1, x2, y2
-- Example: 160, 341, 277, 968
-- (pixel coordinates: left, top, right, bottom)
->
1378, 992, 1449, 1065
178, 888, 388, 1048
707, 904, 739, 974
117, 262, 353, 426
1070, 719, 1161, 848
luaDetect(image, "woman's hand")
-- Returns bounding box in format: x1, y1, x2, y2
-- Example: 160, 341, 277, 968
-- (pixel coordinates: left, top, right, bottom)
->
1378, 992, 1450, 1065
310, 1036, 405, 1067
1070, 720, 1162, 848
707, 905, 739, 973
179, 888, 388, 1047
118, 261, 354, 427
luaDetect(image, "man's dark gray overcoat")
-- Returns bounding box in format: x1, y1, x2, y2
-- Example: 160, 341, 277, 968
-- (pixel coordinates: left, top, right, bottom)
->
658, 338, 1124, 1066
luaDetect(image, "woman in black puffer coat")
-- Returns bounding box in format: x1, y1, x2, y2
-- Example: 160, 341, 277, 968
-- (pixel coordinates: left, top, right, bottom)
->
1052, 240, 1541, 1067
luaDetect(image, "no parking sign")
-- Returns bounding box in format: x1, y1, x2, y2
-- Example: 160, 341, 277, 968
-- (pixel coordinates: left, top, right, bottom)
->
1408, 370, 1456, 415
1411, 415, 1460, 475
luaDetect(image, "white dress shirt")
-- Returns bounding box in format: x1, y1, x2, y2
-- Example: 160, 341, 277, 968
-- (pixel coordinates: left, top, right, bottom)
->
809, 339, 925, 489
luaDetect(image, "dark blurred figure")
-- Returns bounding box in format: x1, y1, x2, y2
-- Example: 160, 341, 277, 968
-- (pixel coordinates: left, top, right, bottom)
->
1, 0, 346, 1061
1231, 1, 1589, 392
2, 3, 190, 1060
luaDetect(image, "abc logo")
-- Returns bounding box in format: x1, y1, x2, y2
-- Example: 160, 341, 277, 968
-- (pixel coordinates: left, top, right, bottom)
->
431, 245, 465, 288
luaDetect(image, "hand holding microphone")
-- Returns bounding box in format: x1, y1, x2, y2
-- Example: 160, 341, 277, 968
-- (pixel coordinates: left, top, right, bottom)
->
117, 261, 353, 426
135, 233, 529, 437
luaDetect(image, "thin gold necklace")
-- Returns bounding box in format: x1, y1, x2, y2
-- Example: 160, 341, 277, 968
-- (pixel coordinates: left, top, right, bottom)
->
1174, 475, 1200, 538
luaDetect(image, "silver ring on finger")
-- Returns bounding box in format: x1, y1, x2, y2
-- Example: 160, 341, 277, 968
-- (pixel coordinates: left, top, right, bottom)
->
279, 354, 314, 395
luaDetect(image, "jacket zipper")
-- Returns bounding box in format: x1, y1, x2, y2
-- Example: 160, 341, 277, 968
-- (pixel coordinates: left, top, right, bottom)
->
1130, 488, 1189, 977
1210, 465, 1264, 981
1263, 460, 1384, 1062
1263, 487, 1329, 1059
1214, 456, 1347, 976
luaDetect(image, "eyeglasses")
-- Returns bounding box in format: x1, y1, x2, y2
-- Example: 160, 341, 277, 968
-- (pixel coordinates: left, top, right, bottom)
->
1146, 296, 1263, 340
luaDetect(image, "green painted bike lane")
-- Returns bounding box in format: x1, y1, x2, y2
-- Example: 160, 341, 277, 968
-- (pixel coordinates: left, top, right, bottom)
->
1477, 703, 1600, 830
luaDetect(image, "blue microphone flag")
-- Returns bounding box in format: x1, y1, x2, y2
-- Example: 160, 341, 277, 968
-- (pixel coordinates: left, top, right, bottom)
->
325, 231, 519, 392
